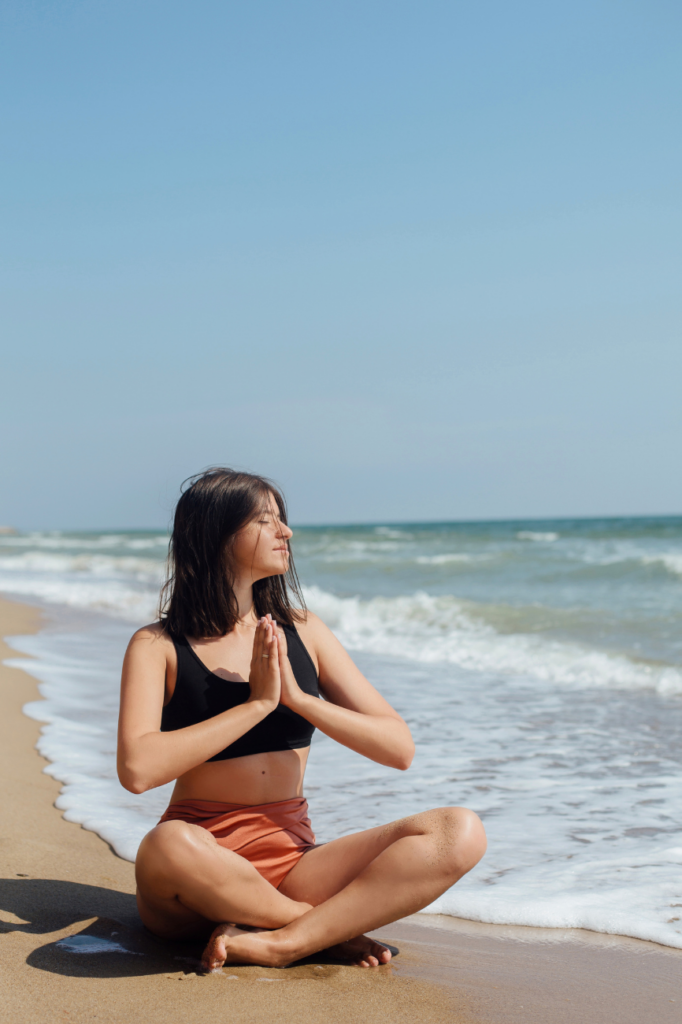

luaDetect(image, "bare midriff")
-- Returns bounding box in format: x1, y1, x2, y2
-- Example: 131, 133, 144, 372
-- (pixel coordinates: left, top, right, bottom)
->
169, 746, 310, 806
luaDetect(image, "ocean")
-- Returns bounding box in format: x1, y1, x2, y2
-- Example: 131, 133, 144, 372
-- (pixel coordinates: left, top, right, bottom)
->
1, 516, 682, 948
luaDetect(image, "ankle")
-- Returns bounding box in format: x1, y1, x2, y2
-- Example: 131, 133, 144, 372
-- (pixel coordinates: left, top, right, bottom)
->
260, 932, 302, 968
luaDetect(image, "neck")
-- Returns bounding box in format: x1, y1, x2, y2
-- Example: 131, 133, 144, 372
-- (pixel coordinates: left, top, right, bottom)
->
233, 576, 257, 627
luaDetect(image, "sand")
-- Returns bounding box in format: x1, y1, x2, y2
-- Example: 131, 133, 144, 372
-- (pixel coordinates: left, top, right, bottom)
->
1, 594, 680, 1023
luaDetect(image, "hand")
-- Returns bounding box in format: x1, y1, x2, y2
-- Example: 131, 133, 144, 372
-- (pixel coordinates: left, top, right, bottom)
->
265, 615, 307, 713
247, 618, 281, 708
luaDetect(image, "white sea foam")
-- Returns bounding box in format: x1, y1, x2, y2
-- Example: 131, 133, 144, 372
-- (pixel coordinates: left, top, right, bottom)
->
565, 540, 682, 578
0, 552, 162, 576
9, 618, 682, 951
415, 553, 478, 565
0, 550, 162, 621
2, 521, 682, 951
11, 623, 173, 863
429, 849, 682, 947
318, 540, 404, 562
641, 553, 682, 578
303, 586, 682, 697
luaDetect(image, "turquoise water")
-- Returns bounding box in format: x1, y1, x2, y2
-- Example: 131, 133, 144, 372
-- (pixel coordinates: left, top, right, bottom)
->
293, 516, 682, 667
2, 515, 682, 947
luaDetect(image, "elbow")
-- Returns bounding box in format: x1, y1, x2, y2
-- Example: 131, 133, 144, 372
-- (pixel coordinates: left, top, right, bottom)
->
391, 739, 416, 771
123, 776, 150, 795
117, 757, 153, 795
119, 771, 150, 795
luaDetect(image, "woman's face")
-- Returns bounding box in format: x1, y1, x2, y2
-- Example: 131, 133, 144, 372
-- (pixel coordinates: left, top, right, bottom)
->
230, 492, 293, 582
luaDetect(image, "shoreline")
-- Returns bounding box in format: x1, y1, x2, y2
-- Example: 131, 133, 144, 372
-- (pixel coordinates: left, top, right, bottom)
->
1, 594, 681, 1023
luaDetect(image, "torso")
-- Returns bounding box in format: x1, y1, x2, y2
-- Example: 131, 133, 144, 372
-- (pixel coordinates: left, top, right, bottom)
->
162, 618, 319, 806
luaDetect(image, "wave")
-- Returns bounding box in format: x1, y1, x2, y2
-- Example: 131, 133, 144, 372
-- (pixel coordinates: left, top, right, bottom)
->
517, 531, 559, 542
0, 533, 168, 552
640, 553, 682, 578
2, 547, 680, 697
2, 530, 681, 699
428, 847, 682, 949
0, 554, 161, 622
563, 541, 682, 579
373, 527, 413, 539
12, 615, 682, 952
303, 586, 682, 697
0, 551, 163, 578
415, 553, 479, 565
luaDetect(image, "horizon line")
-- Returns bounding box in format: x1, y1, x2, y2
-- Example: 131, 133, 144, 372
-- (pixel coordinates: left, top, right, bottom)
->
3, 510, 682, 534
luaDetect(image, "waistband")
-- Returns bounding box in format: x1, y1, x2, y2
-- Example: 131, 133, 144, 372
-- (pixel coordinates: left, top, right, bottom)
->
159, 796, 314, 849
161, 796, 308, 820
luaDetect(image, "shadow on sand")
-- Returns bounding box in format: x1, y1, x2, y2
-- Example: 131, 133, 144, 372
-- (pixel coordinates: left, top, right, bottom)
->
1, 877, 203, 978
1, 877, 397, 979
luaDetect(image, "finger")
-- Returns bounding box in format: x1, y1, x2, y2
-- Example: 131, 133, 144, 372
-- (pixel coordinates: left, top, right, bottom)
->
267, 637, 281, 676
271, 621, 286, 652
264, 629, 277, 660
258, 622, 272, 659
251, 618, 265, 665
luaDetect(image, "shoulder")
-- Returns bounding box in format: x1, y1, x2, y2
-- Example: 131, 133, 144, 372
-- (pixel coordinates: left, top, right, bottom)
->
293, 610, 345, 662
293, 610, 332, 644
125, 622, 175, 663
120, 624, 175, 718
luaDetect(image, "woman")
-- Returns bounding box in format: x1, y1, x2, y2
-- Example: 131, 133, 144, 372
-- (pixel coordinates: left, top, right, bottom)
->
118, 468, 486, 970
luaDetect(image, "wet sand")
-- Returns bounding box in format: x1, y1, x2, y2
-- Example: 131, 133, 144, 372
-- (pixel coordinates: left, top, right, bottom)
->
1, 595, 680, 1023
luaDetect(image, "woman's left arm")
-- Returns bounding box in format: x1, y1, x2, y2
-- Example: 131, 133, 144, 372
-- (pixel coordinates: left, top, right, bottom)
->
275, 613, 415, 770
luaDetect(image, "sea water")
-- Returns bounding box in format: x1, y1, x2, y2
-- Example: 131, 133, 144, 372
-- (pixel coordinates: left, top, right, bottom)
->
2, 518, 682, 948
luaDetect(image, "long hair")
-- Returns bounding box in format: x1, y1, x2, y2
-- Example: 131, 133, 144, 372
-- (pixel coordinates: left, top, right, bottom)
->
159, 468, 305, 638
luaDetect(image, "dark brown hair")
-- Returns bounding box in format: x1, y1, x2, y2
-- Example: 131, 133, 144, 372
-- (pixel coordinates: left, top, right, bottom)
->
159, 468, 305, 638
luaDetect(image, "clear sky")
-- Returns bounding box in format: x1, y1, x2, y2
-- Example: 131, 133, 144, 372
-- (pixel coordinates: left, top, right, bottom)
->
2, 0, 681, 529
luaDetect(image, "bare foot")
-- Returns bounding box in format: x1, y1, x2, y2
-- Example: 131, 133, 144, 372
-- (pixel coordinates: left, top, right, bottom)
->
202, 924, 393, 972
324, 934, 392, 968
201, 924, 267, 971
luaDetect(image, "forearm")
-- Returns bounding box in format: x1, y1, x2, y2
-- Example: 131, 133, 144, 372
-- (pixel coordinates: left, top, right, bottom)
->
294, 693, 414, 769
118, 698, 275, 793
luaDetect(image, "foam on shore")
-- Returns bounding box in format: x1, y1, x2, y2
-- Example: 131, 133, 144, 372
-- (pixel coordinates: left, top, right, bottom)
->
2, 518, 682, 950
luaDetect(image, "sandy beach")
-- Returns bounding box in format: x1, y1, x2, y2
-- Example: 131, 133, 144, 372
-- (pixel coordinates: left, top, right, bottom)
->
1, 594, 681, 1024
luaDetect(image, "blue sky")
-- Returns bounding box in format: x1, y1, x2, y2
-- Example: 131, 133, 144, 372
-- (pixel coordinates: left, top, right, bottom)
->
2, 0, 681, 528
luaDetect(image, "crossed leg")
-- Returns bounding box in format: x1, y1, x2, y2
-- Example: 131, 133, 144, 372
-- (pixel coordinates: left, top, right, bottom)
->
135, 807, 485, 969
135, 817, 315, 940
201, 805, 486, 969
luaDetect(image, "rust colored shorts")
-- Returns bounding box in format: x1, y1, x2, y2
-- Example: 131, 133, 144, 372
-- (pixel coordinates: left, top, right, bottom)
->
159, 796, 316, 890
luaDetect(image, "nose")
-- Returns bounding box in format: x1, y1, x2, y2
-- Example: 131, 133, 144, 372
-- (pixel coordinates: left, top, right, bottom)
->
279, 521, 293, 540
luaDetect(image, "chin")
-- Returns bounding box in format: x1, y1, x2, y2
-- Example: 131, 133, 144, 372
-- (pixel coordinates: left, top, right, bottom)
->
261, 559, 289, 577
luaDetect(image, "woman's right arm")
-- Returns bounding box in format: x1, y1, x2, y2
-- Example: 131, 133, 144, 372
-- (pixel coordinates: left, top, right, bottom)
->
117, 620, 280, 794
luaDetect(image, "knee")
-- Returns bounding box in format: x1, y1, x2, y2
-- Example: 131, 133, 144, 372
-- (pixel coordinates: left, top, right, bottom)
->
137, 820, 209, 878
436, 806, 487, 877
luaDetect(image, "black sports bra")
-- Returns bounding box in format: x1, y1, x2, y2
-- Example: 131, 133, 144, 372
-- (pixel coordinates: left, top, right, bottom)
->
161, 624, 320, 761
